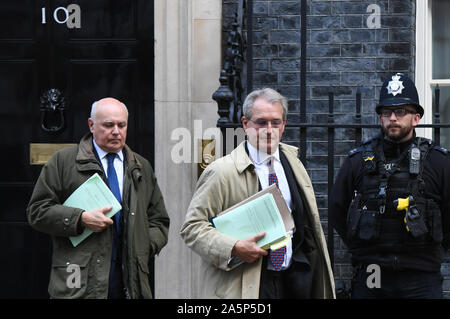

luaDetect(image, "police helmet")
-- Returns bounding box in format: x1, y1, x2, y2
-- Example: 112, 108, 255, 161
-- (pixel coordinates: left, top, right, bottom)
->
376, 73, 424, 118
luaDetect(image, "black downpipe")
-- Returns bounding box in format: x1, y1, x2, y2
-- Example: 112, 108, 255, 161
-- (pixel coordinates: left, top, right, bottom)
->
246, 0, 253, 94
300, 0, 307, 165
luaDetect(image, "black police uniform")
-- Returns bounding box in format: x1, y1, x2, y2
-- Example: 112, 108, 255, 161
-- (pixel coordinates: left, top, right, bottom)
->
330, 73, 450, 298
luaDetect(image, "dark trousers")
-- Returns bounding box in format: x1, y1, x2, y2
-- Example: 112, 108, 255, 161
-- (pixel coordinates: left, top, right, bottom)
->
108, 227, 125, 299
259, 257, 311, 299
108, 259, 125, 299
351, 265, 443, 299
259, 267, 289, 299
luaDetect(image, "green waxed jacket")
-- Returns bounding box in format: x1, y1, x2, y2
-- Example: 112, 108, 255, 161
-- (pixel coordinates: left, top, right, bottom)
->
27, 133, 170, 299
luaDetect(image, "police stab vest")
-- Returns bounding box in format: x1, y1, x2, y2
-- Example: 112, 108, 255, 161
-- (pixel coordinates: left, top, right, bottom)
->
346, 136, 443, 252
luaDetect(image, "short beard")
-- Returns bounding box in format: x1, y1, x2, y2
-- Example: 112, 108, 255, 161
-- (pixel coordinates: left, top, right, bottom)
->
381, 124, 413, 142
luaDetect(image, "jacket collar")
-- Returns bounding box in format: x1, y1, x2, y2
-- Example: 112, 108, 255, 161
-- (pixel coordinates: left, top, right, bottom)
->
231, 140, 300, 174
230, 141, 254, 174
246, 141, 281, 165
279, 141, 300, 159
92, 138, 124, 163
76, 133, 142, 172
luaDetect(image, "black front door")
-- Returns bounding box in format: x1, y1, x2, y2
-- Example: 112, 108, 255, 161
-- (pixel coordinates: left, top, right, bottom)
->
0, 0, 154, 298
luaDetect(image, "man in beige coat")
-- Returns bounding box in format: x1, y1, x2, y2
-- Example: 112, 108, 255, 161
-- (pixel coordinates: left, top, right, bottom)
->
180, 88, 334, 299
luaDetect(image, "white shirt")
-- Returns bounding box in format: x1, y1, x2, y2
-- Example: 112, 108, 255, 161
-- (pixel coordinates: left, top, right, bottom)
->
93, 139, 124, 198
247, 141, 294, 271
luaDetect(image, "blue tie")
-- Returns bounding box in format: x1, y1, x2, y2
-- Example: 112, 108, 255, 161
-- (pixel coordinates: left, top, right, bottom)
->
106, 153, 122, 234
106, 152, 124, 298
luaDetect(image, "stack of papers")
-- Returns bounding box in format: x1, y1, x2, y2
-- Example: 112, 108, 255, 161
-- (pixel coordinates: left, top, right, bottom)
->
211, 184, 294, 251
63, 173, 122, 247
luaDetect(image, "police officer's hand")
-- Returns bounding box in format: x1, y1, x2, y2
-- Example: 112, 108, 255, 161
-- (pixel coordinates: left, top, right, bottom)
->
231, 232, 268, 263
81, 206, 114, 232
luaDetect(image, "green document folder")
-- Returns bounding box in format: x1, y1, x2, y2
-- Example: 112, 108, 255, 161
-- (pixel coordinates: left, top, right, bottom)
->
64, 173, 122, 247
212, 192, 287, 249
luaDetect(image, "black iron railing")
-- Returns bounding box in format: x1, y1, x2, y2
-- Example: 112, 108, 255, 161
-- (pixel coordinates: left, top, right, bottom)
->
214, 84, 448, 270
212, 0, 450, 269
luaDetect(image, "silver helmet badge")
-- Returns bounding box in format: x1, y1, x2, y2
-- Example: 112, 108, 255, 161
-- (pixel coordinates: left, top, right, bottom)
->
386, 73, 404, 96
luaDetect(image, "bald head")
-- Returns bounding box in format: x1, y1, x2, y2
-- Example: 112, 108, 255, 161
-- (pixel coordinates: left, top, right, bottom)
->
90, 97, 128, 122
88, 97, 128, 153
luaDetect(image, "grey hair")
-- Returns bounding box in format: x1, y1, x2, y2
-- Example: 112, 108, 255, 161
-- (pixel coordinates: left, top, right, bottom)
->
242, 88, 288, 121
90, 100, 129, 122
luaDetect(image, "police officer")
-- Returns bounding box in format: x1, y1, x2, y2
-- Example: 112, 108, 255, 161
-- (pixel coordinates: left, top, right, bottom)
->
330, 73, 450, 298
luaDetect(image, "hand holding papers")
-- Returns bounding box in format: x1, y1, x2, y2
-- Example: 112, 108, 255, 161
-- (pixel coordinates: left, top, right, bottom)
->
213, 192, 286, 249
212, 184, 295, 250
64, 173, 122, 247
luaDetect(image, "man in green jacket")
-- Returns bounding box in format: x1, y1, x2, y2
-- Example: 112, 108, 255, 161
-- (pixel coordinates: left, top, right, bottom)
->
27, 98, 170, 299
180, 88, 334, 298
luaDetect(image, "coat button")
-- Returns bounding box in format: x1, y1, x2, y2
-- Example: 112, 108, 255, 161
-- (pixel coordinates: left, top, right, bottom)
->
63, 217, 70, 225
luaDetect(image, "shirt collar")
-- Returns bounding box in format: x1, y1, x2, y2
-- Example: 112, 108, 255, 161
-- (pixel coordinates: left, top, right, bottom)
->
246, 141, 280, 165
92, 139, 124, 162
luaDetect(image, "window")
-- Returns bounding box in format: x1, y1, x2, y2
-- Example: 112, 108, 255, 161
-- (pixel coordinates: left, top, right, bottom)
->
416, 0, 450, 148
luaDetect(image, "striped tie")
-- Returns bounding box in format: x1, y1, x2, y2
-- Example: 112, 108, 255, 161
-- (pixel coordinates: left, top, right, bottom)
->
268, 157, 286, 271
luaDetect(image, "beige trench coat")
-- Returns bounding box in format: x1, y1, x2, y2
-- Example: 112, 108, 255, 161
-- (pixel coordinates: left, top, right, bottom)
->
180, 141, 335, 298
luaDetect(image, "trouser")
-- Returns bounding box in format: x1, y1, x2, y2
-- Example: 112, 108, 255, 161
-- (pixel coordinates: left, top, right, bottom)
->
108, 259, 125, 299
351, 265, 443, 299
108, 227, 125, 299
259, 256, 311, 299
259, 266, 290, 299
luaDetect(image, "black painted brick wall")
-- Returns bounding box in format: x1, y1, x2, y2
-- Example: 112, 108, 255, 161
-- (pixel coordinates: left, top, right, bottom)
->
222, 0, 450, 298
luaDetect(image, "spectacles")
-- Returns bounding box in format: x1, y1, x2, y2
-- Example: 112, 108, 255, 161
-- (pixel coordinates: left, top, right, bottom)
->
380, 108, 417, 118
249, 119, 284, 128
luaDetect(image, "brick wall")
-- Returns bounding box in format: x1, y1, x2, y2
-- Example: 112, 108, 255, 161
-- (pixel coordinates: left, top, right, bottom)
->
222, 0, 450, 298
